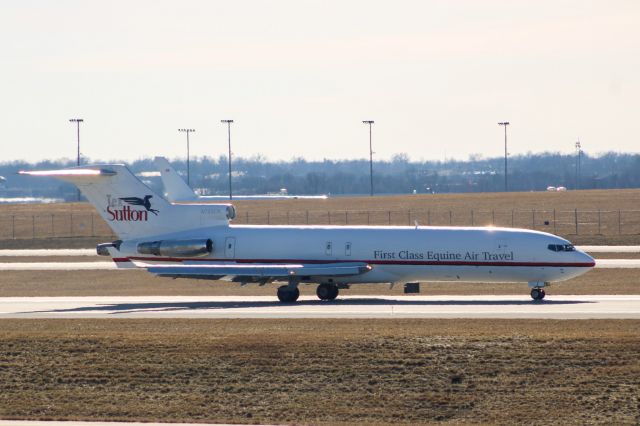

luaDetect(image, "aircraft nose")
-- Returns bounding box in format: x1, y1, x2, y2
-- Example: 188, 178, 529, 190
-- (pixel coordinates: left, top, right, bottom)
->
577, 249, 596, 267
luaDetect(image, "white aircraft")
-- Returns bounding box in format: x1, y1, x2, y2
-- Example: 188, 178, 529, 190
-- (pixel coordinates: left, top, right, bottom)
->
154, 156, 328, 202
20, 164, 595, 302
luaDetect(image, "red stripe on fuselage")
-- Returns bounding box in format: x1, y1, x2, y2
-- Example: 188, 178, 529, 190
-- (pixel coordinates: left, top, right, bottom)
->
114, 256, 595, 268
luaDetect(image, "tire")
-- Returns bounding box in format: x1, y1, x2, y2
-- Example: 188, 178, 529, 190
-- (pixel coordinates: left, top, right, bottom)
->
327, 285, 339, 300
289, 286, 300, 302
317, 283, 339, 301
316, 284, 332, 300
277, 285, 300, 303
530, 288, 542, 300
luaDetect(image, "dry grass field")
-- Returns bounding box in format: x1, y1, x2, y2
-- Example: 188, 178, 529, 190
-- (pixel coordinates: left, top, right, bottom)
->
0, 268, 637, 297
1, 188, 640, 245
3, 188, 640, 216
0, 319, 638, 425
0, 191, 639, 426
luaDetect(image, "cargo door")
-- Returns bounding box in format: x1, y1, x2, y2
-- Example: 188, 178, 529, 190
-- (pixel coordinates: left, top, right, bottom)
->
225, 237, 236, 258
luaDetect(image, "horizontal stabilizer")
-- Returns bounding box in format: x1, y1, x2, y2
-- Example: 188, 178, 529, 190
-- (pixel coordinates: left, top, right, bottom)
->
19, 168, 117, 180
147, 262, 372, 280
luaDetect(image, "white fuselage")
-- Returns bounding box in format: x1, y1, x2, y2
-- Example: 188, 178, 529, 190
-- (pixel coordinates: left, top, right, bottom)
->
117, 224, 595, 285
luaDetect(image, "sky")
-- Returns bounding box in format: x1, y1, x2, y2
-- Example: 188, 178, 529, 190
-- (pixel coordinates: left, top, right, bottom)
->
1, 0, 639, 163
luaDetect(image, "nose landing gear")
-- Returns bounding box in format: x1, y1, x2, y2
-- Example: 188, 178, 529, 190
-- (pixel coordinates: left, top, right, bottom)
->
528, 281, 549, 301
530, 288, 546, 301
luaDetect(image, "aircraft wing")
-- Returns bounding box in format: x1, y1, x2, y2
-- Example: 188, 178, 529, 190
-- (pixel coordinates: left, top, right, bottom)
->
147, 262, 372, 281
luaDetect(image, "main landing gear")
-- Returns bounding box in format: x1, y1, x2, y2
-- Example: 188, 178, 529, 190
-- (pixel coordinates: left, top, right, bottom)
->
316, 283, 339, 301
276, 282, 340, 303
530, 288, 546, 301
277, 285, 300, 303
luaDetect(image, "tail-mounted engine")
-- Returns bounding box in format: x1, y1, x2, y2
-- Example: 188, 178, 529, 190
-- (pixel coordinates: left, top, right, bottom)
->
96, 240, 123, 256
137, 238, 213, 258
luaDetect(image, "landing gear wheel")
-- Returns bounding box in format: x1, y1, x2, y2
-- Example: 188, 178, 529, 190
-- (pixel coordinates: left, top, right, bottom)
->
530, 288, 545, 301
328, 285, 339, 300
316, 283, 339, 301
277, 285, 300, 303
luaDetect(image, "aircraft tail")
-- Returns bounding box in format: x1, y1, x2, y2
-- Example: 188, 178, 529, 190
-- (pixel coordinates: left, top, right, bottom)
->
154, 156, 198, 202
20, 164, 234, 239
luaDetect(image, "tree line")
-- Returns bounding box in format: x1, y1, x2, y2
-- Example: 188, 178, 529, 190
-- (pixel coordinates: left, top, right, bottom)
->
2, 151, 640, 201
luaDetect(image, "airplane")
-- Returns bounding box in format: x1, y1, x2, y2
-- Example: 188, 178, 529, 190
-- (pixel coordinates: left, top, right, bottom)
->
153, 156, 328, 202
20, 164, 595, 302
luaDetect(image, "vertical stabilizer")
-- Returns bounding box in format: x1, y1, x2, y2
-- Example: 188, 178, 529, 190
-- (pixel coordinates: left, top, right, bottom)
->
20, 165, 234, 239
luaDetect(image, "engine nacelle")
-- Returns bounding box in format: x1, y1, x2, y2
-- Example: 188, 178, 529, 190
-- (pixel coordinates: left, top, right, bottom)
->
137, 238, 213, 258
96, 240, 122, 256
225, 205, 236, 220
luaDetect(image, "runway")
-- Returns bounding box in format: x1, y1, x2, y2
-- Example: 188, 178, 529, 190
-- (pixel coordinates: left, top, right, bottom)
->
578, 245, 640, 252
592, 259, 640, 268
0, 261, 118, 270
1, 295, 639, 319
0, 249, 96, 256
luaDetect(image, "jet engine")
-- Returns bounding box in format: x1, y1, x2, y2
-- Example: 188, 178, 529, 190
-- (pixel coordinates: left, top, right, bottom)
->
137, 238, 213, 258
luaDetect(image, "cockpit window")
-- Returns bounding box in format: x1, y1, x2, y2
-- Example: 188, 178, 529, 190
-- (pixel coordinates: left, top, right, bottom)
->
548, 244, 576, 252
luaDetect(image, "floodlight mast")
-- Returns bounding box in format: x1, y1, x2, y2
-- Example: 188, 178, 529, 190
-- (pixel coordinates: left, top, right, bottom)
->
178, 128, 195, 186
221, 119, 234, 200
498, 122, 510, 192
575, 140, 582, 190
362, 120, 375, 196
69, 118, 84, 201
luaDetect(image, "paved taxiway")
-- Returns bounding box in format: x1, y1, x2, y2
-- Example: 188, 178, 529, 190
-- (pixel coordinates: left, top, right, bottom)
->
593, 259, 640, 268
0, 262, 117, 270
0, 249, 96, 257
0, 295, 638, 319
578, 245, 640, 252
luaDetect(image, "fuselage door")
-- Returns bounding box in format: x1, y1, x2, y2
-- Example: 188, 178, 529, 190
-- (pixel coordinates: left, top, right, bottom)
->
225, 237, 236, 258
345, 242, 352, 256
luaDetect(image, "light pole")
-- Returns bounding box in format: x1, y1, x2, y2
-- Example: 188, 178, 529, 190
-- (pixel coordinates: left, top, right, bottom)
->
178, 128, 195, 186
575, 140, 582, 190
498, 122, 510, 192
69, 118, 84, 201
221, 119, 234, 200
362, 120, 374, 196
